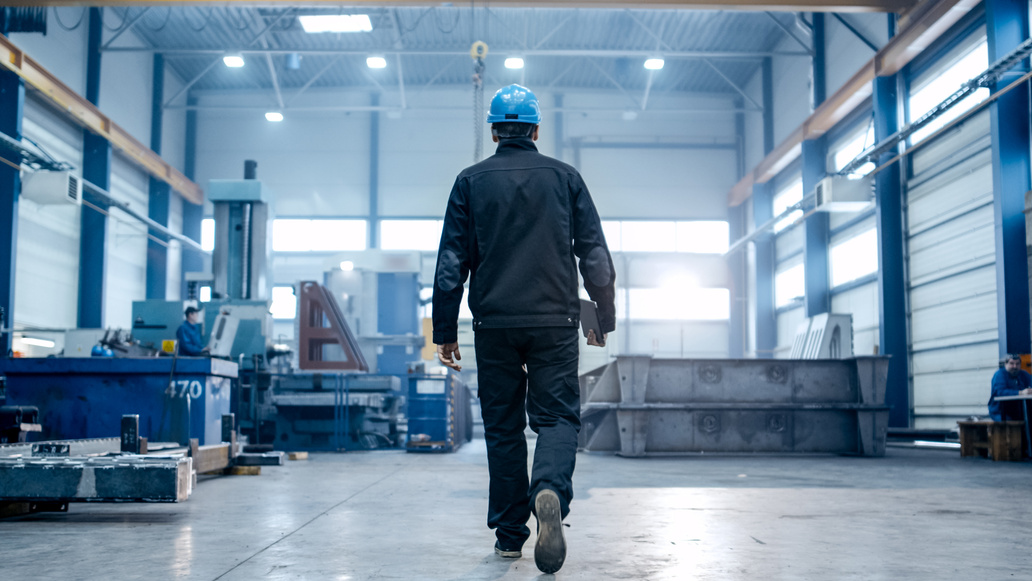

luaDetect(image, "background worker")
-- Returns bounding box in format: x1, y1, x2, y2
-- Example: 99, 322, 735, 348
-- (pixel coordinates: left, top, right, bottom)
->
988, 353, 1032, 421
176, 306, 207, 357
432, 84, 616, 575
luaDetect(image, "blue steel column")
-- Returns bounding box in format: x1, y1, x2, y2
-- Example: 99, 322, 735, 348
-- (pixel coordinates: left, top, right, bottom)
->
78, 7, 110, 328
987, 0, 1032, 357
802, 138, 829, 316
753, 183, 776, 358
729, 97, 747, 357
147, 53, 171, 299
803, 13, 829, 318
181, 94, 204, 298
0, 70, 24, 357
368, 93, 380, 249
874, 74, 909, 427
753, 57, 776, 358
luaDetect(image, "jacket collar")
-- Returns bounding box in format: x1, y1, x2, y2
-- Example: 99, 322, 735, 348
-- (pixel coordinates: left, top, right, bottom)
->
495, 137, 538, 153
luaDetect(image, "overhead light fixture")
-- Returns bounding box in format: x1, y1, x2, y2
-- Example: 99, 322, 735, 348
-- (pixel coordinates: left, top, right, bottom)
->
223, 54, 245, 68
265, 112, 284, 122
644, 58, 665, 70
340, 261, 355, 271
504, 57, 524, 70
299, 14, 373, 34
21, 337, 55, 348
366, 56, 387, 69
285, 52, 302, 70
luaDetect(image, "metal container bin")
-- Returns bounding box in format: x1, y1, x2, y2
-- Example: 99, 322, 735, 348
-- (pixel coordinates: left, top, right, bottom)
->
406, 373, 472, 453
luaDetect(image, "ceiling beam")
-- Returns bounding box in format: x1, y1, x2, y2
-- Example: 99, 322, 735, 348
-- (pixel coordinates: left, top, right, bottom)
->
11, 1, 916, 13
104, 47, 811, 59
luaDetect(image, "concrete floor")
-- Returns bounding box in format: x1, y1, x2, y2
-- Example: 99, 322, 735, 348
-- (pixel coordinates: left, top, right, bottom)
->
3, 439, 1032, 580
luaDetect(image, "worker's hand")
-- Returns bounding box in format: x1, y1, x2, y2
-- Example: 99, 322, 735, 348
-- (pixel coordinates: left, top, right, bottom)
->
1022, 387, 1032, 395
587, 330, 607, 348
437, 342, 462, 371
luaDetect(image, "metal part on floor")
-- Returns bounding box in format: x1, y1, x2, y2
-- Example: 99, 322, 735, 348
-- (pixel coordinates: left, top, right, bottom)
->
579, 356, 890, 457
0, 455, 193, 503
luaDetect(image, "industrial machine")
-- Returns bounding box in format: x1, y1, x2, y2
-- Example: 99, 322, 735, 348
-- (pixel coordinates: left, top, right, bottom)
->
129, 161, 445, 452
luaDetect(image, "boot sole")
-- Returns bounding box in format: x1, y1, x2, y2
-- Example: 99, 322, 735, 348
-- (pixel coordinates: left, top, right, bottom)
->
534, 490, 566, 574
494, 546, 522, 559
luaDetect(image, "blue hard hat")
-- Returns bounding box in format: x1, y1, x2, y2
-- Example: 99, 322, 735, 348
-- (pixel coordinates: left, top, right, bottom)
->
487, 84, 541, 124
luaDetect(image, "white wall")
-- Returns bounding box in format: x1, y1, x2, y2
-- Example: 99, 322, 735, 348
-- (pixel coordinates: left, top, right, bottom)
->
9, 23, 190, 338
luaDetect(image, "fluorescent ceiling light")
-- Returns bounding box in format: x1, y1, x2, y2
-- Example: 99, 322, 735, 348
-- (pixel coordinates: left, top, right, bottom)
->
340, 261, 355, 271
21, 337, 55, 348
223, 54, 245, 68
265, 112, 284, 122
299, 14, 373, 33
644, 58, 665, 70
366, 56, 387, 69
504, 57, 524, 69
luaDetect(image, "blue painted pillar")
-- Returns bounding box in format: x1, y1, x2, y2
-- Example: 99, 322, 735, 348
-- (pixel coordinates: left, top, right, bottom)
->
78, 7, 110, 328
802, 139, 829, 317
147, 53, 171, 299
874, 74, 909, 428
368, 93, 380, 250
181, 94, 204, 299
0, 70, 24, 356
987, 0, 1032, 358
802, 13, 829, 318
729, 97, 747, 358
752, 57, 776, 358
753, 182, 776, 358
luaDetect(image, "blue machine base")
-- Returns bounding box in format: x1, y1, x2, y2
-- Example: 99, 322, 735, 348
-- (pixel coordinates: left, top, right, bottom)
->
0, 357, 237, 446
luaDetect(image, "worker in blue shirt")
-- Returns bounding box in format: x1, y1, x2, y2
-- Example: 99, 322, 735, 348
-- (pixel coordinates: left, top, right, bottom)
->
176, 306, 207, 357
988, 354, 1032, 421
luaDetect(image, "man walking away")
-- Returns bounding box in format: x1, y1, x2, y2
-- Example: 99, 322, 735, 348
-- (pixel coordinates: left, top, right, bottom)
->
432, 84, 616, 574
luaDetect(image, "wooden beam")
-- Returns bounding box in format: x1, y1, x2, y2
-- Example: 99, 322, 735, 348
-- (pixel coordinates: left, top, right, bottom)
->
7, 1, 915, 13
728, 0, 979, 206
0, 34, 203, 204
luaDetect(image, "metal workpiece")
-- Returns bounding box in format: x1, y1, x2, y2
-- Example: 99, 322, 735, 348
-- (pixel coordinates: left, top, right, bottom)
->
235, 451, 285, 466
579, 356, 890, 457
0, 454, 192, 502
0, 437, 121, 458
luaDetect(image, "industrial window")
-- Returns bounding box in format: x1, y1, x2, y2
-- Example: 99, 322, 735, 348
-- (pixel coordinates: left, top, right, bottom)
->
599, 220, 729, 253
908, 37, 989, 144
270, 286, 297, 320
772, 178, 804, 233
775, 263, 805, 307
272, 219, 367, 252
830, 125, 876, 177
830, 228, 878, 287
201, 218, 215, 252
199, 285, 212, 303
628, 287, 730, 320
380, 220, 444, 251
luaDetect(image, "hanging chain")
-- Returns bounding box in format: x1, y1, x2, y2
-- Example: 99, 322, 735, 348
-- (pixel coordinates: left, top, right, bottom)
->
473, 56, 485, 163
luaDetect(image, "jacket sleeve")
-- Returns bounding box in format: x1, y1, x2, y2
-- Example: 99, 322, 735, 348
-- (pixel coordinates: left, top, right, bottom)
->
432, 177, 472, 344
571, 174, 617, 334
991, 370, 1021, 398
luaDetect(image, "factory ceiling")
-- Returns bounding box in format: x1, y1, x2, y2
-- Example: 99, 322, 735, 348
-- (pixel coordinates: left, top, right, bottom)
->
44, 5, 852, 105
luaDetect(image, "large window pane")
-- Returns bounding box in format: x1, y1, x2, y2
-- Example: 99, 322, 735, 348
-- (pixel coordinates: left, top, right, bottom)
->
380, 220, 444, 251
909, 40, 988, 144
601, 221, 622, 252
201, 218, 215, 252
270, 286, 297, 320
628, 288, 730, 320
775, 263, 805, 307
830, 228, 878, 287
621, 221, 676, 252
676, 221, 729, 253
273, 219, 367, 252
831, 125, 876, 177
773, 178, 804, 233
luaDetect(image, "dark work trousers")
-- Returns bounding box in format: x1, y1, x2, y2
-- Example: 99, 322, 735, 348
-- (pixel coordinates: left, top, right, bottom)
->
474, 326, 581, 548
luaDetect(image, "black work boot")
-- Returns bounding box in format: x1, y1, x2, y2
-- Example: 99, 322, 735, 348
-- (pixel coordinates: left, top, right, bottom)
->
494, 540, 522, 559
533, 489, 566, 574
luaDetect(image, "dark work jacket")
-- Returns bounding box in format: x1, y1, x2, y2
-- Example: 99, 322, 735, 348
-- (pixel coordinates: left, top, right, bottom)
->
988, 368, 1031, 420
176, 321, 205, 356
432, 138, 616, 344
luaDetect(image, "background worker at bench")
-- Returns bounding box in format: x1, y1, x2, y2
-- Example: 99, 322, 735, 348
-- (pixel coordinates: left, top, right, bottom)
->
988, 354, 1032, 421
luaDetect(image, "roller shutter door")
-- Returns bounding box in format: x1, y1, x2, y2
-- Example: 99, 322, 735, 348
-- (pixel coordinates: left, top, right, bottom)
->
904, 109, 996, 429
